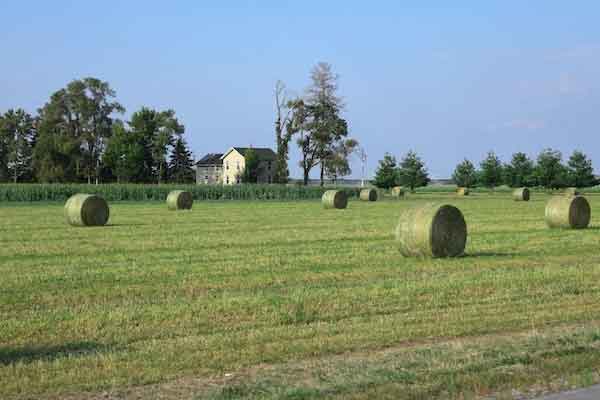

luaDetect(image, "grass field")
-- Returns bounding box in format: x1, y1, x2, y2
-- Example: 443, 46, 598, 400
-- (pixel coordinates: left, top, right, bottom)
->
2, 194, 600, 399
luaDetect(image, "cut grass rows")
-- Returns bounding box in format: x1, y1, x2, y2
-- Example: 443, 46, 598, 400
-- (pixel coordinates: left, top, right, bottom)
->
1, 194, 600, 398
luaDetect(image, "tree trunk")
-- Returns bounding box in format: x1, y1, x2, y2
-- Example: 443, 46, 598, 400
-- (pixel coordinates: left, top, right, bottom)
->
303, 167, 309, 186
320, 164, 324, 187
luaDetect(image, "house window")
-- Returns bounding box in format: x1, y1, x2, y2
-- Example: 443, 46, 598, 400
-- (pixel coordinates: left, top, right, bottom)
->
226, 162, 229, 170
226, 176, 229, 184
268, 161, 272, 171
205, 176, 209, 180
236, 176, 240, 184
237, 161, 240, 171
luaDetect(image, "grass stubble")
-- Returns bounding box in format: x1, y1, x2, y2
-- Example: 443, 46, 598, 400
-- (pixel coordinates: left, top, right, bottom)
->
1, 193, 600, 399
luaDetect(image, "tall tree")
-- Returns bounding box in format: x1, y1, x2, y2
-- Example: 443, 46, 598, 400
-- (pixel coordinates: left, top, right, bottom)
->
0, 109, 36, 183
103, 121, 145, 183
567, 150, 596, 188
535, 148, 568, 189
297, 62, 353, 186
273, 81, 296, 184
168, 137, 195, 183
129, 107, 184, 184
32, 78, 124, 183
33, 90, 82, 182
0, 113, 8, 181
452, 159, 477, 188
479, 151, 503, 189
397, 150, 430, 191
373, 153, 399, 189
504, 152, 535, 187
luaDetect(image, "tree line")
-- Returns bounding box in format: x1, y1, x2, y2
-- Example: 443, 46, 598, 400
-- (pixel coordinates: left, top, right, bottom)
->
1, 62, 359, 186
0, 78, 196, 184
372, 151, 431, 190
452, 149, 596, 189
373, 149, 597, 190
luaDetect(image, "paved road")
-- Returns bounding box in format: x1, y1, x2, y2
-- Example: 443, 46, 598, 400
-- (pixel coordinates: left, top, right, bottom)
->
535, 384, 600, 399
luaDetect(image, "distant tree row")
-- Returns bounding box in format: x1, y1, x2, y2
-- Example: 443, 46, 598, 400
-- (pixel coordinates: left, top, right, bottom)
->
452, 150, 596, 189
373, 151, 430, 190
0, 77, 195, 184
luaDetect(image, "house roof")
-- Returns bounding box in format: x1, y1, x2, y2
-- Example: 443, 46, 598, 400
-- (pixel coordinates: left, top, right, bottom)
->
222, 147, 277, 161
196, 153, 223, 166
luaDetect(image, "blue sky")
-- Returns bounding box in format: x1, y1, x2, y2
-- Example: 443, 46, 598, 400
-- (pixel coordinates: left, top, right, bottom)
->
1, 1, 599, 178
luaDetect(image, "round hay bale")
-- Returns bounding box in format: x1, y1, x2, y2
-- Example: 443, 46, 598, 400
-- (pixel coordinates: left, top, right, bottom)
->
360, 188, 378, 202
395, 203, 467, 258
513, 187, 530, 201
456, 187, 470, 196
545, 195, 590, 229
391, 186, 405, 198
564, 187, 580, 196
64, 193, 110, 227
322, 190, 348, 209
167, 190, 193, 210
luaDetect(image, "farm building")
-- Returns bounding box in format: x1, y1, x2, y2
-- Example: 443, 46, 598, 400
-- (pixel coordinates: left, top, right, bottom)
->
221, 147, 277, 185
196, 153, 223, 185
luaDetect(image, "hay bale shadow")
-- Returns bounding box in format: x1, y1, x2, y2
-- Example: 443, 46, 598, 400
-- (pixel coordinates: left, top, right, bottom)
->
0, 341, 109, 366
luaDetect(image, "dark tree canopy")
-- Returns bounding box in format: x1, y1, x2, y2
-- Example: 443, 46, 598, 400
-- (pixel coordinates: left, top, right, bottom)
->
398, 150, 430, 191
479, 151, 503, 189
452, 159, 477, 188
168, 137, 195, 184
504, 152, 535, 188
373, 153, 398, 189
535, 149, 568, 189
567, 150, 596, 188
241, 148, 260, 183
103, 121, 145, 183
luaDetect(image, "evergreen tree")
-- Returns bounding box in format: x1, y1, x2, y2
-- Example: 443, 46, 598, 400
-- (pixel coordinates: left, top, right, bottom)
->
373, 153, 398, 189
567, 150, 596, 188
479, 151, 503, 189
504, 152, 535, 187
129, 107, 184, 184
535, 149, 568, 189
452, 159, 477, 187
397, 150, 430, 191
168, 137, 195, 183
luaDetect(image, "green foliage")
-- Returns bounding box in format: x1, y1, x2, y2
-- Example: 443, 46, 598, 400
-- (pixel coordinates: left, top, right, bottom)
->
479, 151, 503, 189
103, 121, 145, 183
452, 159, 477, 188
535, 148, 568, 189
0, 109, 35, 183
567, 150, 596, 188
168, 137, 195, 184
373, 153, 398, 189
323, 138, 358, 182
241, 148, 260, 183
504, 152, 535, 187
294, 63, 357, 185
397, 150, 430, 191
129, 107, 185, 184
32, 78, 124, 184
0, 183, 361, 202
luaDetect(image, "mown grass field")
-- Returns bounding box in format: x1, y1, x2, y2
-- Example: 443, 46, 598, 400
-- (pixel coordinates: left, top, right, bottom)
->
2, 194, 600, 399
